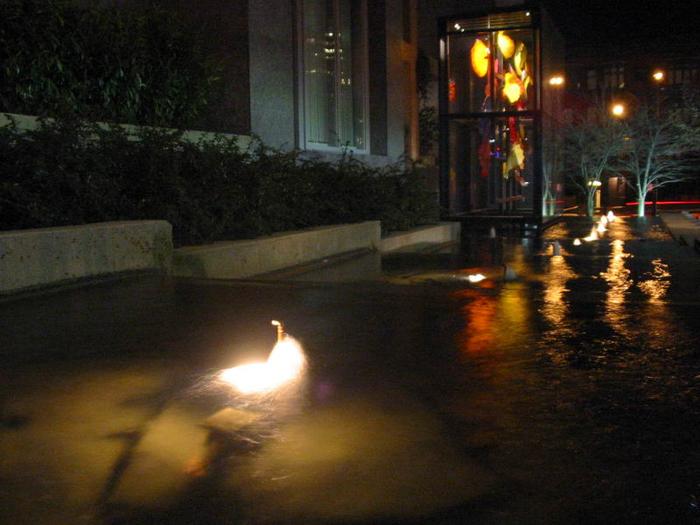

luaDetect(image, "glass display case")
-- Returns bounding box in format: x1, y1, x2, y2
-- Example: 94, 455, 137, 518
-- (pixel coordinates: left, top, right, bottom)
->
439, 7, 565, 225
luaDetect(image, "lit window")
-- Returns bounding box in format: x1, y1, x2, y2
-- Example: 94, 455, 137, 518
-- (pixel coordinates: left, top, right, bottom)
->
301, 0, 367, 150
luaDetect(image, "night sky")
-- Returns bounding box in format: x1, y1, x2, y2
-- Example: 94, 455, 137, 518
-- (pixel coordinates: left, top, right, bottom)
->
541, 0, 699, 56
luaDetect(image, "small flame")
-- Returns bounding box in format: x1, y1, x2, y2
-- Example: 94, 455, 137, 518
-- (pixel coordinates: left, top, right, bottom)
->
583, 227, 598, 242
573, 238, 582, 246
219, 322, 306, 395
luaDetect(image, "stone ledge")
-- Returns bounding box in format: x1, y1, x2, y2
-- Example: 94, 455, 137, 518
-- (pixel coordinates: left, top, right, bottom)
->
379, 222, 461, 253
0, 221, 172, 294
173, 221, 381, 279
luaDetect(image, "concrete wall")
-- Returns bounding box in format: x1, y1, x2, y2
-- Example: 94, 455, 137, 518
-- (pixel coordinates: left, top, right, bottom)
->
0, 222, 172, 295
0, 113, 252, 150
248, 0, 298, 150
379, 222, 460, 252
173, 222, 381, 279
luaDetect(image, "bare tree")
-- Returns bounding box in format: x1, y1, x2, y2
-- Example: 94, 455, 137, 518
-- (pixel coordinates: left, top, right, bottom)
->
564, 105, 625, 216
616, 104, 696, 217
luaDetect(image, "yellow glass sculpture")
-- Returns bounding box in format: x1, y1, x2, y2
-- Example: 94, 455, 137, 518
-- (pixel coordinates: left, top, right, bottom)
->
513, 43, 527, 77
506, 143, 525, 173
497, 32, 514, 59
503, 72, 522, 104
470, 39, 490, 78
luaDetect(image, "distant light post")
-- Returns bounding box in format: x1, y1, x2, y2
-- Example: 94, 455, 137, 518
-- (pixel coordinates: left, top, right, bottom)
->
548, 75, 565, 87
610, 102, 626, 118
651, 69, 665, 83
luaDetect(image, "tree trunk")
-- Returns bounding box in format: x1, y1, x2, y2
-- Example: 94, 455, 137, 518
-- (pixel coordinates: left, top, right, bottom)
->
637, 191, 647, 217
586, 191, 596, 217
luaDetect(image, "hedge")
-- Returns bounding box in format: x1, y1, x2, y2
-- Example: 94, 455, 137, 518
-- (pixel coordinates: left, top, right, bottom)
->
0, 0, 220, 128
0, 117, 439, 246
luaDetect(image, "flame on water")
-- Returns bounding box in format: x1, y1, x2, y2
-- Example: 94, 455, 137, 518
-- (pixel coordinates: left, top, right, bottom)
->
219, 336, 306, 395
583, 227, 598, 242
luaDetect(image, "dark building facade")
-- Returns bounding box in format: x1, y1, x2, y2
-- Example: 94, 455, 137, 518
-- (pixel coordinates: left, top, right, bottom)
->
566, 43, 700, 205
112, 0, 419, 165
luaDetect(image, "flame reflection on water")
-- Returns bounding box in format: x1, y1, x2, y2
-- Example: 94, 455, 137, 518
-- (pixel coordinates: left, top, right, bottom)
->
542, 255, 576, 327
638, 258, 671, 303
599, 239, 633, 329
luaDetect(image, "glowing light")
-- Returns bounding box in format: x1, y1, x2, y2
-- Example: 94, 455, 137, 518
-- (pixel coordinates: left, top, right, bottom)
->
607, 211, 616, 222
219, 321, 306, 395
587, 180, 602, 187
652, 70, 665, 82
467, 273, 487, 283
597, 221, 607, 234
470, 39, 490, 78
548, 75, 565, 86
454, 23, 461, 30
611, 103, 626, 117
573, 238, 582, 246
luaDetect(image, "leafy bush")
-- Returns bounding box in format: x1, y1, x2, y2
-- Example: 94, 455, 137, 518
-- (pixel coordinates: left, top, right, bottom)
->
0, 118, 439, 245
0, 0, 220, 127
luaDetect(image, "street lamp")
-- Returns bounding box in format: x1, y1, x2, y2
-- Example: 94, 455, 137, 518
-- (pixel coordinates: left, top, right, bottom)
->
652, 69, 665, 83
610, 102, 626, 118
548, 75, 565, 86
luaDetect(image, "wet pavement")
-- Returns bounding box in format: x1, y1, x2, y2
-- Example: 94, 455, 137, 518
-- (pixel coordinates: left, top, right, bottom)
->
1, 217, 699, 524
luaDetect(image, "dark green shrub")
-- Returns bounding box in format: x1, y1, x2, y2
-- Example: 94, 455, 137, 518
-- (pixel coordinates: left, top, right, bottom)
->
0, 118, 439, 245
0, 0, 220, 127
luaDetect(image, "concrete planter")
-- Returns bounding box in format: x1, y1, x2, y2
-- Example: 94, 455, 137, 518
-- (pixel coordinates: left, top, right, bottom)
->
379, 222, 461, 253
0, 221, 172, 294
173, 221, 381, 279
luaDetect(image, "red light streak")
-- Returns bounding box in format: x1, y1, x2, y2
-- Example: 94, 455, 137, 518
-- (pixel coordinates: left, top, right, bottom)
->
624, 200, 700, 206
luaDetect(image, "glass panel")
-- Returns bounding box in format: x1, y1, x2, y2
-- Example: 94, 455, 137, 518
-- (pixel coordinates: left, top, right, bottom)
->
448, 119, 481, 213
492, 116, 534, 210
303, 0, 365, 149
542, 114, 564, 217
447, 33, 491, 114
348, 0, 366, 149
337, 0, 354, 146
494, 29, 535, 111
304, 0, 337, 145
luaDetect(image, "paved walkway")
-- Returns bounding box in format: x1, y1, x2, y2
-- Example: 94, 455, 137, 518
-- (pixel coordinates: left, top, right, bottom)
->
660, 211, 700, 252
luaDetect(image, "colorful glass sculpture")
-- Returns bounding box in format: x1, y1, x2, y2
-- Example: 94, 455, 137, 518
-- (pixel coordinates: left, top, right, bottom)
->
497, 32, 514, 59
470, 39, 489, 78
503, 72, 522, 104
513, 42, 527, 77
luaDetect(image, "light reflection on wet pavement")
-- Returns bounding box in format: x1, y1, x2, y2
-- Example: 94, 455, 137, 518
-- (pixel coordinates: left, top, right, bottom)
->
1, 217, 699, 524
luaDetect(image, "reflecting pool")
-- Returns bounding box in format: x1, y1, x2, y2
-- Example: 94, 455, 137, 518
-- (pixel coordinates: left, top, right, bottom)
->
1, 217, 699, 524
